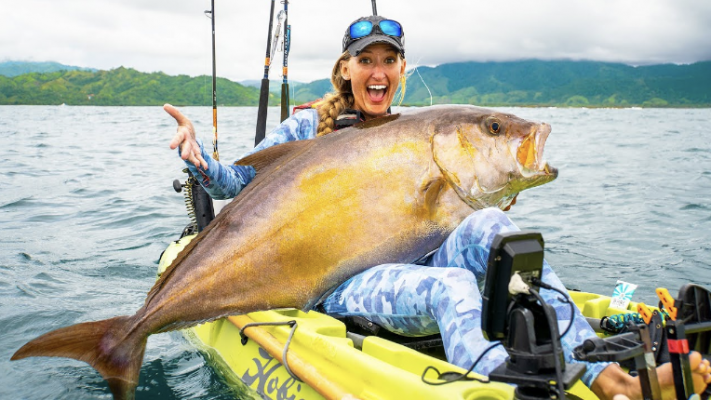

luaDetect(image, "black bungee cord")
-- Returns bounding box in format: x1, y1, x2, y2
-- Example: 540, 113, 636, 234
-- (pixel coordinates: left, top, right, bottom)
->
532, 277, 577, 339
421, 342, 501, 385
529, 287, 567, 399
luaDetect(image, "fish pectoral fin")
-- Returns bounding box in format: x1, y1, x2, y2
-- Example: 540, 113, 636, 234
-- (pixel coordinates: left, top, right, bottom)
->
421, 176, 447, 216
234, 140, 316, 175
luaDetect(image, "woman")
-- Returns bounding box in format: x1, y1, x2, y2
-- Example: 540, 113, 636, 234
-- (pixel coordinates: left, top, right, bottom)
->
165, 15, 710, 399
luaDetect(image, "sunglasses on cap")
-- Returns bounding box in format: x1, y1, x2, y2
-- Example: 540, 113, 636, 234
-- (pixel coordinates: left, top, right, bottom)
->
349, 19, 403, 40
343, 16, 405, 56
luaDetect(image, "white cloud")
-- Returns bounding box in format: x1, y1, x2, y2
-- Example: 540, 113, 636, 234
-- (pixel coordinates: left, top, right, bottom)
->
1, 0, 709, 83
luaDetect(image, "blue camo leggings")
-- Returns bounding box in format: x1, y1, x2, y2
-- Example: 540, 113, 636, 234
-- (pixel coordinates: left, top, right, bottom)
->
321, 208, 610, 388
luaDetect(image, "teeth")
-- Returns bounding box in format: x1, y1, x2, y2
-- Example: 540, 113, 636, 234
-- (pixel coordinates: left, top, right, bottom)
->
368, 85, 387, 90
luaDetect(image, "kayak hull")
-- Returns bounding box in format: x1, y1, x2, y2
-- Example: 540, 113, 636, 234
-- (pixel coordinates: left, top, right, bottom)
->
159, 235, 644, 400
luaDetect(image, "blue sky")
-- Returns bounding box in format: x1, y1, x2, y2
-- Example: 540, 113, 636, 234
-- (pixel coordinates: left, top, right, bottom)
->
1, 0, 709, 83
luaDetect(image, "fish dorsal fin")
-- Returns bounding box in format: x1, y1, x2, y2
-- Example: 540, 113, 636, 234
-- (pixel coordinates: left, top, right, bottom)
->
234, 139, 316, 175
353, 113, 400, 130
224, 139, 318, 212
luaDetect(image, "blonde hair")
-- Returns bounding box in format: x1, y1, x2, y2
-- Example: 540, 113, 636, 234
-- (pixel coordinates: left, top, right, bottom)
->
316, 51, 407, 137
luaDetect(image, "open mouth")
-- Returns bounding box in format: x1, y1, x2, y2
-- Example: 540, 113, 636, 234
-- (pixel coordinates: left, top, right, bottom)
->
515, 124, 558, 178
367, 85, 388, 103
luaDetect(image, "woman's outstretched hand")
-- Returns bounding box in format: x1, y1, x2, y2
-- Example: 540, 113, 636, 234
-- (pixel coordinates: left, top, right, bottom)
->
164, 104, 208, 170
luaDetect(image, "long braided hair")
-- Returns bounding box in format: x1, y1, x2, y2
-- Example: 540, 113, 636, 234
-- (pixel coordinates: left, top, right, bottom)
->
316, 51, 407, 137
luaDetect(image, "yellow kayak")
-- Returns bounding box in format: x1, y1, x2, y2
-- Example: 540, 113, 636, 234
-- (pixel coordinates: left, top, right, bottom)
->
158, 234, 652, 400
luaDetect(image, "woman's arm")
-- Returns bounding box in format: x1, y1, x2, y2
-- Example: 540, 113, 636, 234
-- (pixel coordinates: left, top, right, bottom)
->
165, 104, 319, 199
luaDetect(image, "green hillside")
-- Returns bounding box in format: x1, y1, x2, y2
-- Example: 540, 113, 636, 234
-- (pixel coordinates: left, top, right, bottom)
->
292, 60, 711, 107
240, 79, 306, 93
292, 79, 332, 104
0, 67, 267, 106
1, 60, 709, 107
0, 61, 96, 77
403, 60, 711, 107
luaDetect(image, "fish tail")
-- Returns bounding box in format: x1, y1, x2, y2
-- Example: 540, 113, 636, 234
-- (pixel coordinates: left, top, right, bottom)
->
11, 316, 146, 400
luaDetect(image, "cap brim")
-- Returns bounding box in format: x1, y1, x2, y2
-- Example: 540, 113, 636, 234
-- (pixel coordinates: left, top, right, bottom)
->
346, 35, 404, 57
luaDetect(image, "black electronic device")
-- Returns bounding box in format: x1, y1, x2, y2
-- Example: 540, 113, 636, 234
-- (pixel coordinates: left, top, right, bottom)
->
482, 231, 585, 399
482, 231, 545, 341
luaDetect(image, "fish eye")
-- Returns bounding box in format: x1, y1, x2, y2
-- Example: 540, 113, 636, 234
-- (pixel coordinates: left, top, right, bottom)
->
486, 118, 503, 135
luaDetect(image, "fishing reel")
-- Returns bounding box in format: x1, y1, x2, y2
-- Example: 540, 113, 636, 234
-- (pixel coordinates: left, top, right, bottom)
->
173, 168, 214, 236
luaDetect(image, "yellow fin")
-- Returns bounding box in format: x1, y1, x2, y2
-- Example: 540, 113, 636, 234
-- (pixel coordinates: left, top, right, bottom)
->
353, 113, 400, 130
423, 177, 447, 217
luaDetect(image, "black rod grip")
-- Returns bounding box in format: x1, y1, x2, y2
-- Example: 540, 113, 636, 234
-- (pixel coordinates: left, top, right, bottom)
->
280, 83, 290, 122
255, 78, 270, 146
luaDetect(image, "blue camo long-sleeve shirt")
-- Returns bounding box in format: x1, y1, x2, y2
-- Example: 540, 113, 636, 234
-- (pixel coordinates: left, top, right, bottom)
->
182, 109, 320, 200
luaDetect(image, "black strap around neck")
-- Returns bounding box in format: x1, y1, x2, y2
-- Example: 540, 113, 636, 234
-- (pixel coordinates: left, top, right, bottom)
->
334, 107, 392, 131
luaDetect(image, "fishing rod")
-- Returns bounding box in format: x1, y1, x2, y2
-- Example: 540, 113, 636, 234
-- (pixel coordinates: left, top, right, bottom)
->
255, 0, 277, 146
270, 11, 286, 67
280, 0, 291, 122
171, 1, 221, 234
204, 0, 219, 160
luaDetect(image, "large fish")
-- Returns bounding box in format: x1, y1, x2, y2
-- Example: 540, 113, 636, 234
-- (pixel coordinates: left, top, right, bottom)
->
12, 105, 557, 399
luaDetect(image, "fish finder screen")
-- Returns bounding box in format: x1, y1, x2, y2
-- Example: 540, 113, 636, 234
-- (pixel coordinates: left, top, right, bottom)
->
482, 231, 545, 341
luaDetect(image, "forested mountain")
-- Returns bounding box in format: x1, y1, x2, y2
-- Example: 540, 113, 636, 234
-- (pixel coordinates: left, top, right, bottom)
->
1, 60, 709, 107
292, 60, 711, 107
0, 66, 266, 106
0, 61, 96, 77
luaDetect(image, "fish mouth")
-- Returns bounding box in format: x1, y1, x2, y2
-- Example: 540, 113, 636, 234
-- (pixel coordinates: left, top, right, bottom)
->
514, 123, 558, 179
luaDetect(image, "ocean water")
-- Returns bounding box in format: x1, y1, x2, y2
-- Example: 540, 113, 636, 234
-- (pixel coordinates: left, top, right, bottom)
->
1, 105, 709, 399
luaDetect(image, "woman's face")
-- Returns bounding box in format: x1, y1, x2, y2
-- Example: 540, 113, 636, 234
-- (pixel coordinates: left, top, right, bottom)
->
341, 43, 406, 120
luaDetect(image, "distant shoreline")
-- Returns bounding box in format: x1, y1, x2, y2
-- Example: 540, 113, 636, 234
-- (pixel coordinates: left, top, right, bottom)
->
2, 60, 710, 108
